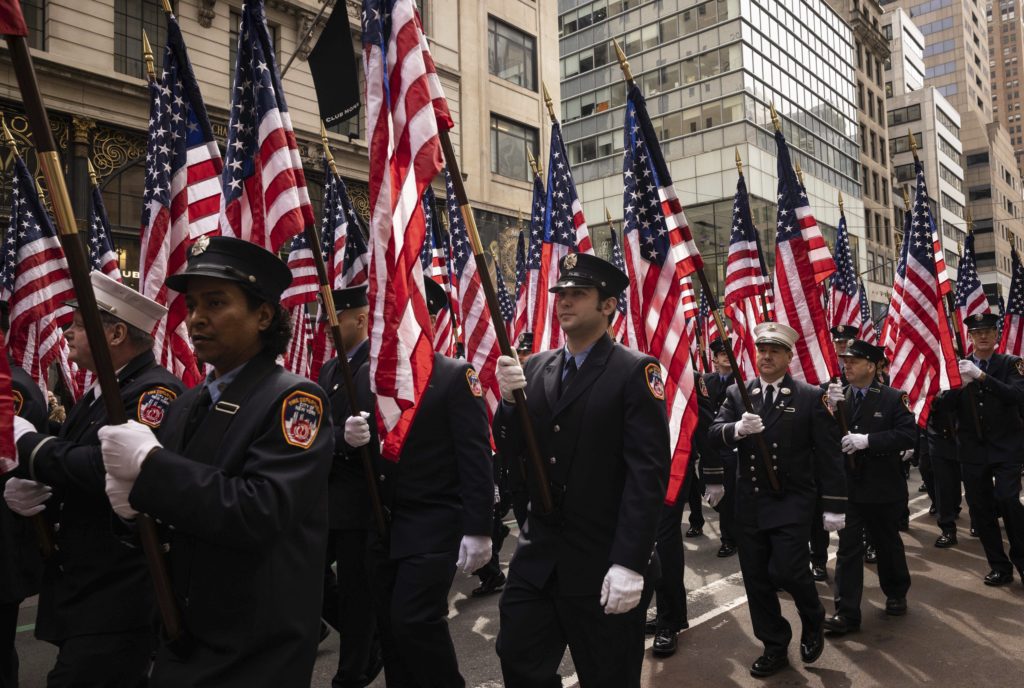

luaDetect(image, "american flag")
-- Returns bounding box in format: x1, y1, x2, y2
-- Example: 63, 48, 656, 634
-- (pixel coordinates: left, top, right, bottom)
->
280, 231, 318, 377
770, 128, 838, 385
140, 12, 221, 388
889, 159, 961, 425
515, 168, 545, 344
513, 228, 526, 314
533, 121, 593, 353
953, 231, 988, 356
999, 248, 1024, 355
363, 0, 452, 460
828, 210, 861, 331
608, 224, 631, 344
723, 173, 769, 379
444, 167, 501, 413
219, 0, 314, 253
1, 157, 76, 396
308, 159, 369, 381
881, 195, 913, 361
857, 280, 877, 343
621, 83, 699, 505
696, 289, 713, 372
421, 187, 457, 356
997, 293, 1006, 343
495, 258, 515, 332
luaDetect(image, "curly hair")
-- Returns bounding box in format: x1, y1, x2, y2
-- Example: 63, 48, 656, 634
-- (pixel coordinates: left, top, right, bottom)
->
242, 291, 293, 358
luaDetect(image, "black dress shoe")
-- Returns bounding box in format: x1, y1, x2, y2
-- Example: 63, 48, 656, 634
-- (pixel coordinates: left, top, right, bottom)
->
811, 565, 828, 582
717, 542, 737, 558
970, 527, 979, 537
471, 570, 506, 597
750, 652, 789, 678
935, 531, 958, 548
864, 546, 877, 564
800, 627, 825, 664
918, 482, 928, 493
823, 614, 860, 635
928, 504, 937, 515
652, 628, 678, 657
984, 570, 1014, 587
885, 597, 907, 616
685, 526, 704, 538
645, 619, 658, 635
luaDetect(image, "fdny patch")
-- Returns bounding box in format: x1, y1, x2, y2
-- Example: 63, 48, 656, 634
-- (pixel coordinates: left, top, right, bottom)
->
281, 391, 323, 449
1016, 359, 1024, 377
901, 392, 912, 413
466, 368, 483, 398
698, 376, 709, 398
137, 387, 177, 428
12, 389, 24, 416
821, 392, 832, 412
645, 363, 665, 400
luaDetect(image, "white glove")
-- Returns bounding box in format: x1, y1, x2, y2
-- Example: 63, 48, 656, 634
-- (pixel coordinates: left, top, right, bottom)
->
496, 355, 526, 403
840, 433, 869, 454
901, 449, 915, 462
826, 383, 844, 409
3, 477, 52, 517
99, 420, 161, 482
601, 564, 645, 614
704, 484, 725, 508
734, 412, 764, 438
958, 359, 983, 381
823, 512, 846, 532
13, 415, 36, 443
344, 411, 371, 448
105, 473, 139, 520
456, 534, 492, 574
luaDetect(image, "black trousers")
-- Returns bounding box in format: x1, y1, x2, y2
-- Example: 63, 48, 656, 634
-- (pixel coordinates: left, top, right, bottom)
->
370, 549, 462, 688
476, 509, 511, 584
0, 603, 18, 688
833, 501, 911, 623
810, 501, 829, 567
651, 493, 687, 632
715, 453, 737, 546
331, 529, 381, 688
46, 630, 154, 688
497, 571, 653, 688
737, 520, 824, 655
961, 461, 1024, 576
931, 455, 963, 532
684, 458, 705, 529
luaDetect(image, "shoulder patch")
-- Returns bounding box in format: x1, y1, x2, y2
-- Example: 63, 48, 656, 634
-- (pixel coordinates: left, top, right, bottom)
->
821, 392, 831, 412
465, 368, 483, 398
699, 376, 709, 398
1016, 359, 1024, 377
281, 391, 324, 449
137, 386, 177, 428
645, 362, 665, 400
12, 389, 24, 416
901, 392, 911, 413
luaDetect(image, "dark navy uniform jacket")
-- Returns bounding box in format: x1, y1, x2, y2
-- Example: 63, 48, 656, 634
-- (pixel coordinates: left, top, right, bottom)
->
709, 373, 846, 529
835, 380, 917, 503
13, 350, 181, 643
493, 334, 671, 596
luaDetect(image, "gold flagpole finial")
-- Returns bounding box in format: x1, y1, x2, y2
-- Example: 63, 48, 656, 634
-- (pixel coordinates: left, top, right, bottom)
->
142, 30, 155, 80
966, 211, 974, 234
901, 184, 911, 208
795, 160, 805, 187
735, 148, 743, 177
87, 158, 98, 187
527, 149, 538, 177
612, 39, 633, 84
0, 114, 17, 154
838, 191, 844, 214
320, 121, 338, 173
605, 206, 613, 224
770, 102, 781, 132
542, 82, 556, 123
161, 0, 173, 13
908, 128, 919, 162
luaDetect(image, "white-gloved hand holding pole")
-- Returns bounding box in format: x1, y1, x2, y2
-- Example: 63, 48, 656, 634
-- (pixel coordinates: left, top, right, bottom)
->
496, 355, 526, 404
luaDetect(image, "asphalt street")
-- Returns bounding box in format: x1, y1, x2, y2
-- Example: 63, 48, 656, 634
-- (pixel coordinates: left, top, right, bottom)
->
12, 470, 1024, 687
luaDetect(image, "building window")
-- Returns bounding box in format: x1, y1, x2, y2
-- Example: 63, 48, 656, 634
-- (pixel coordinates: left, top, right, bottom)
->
22, 0, 45, 50
488, 17, 537, 91
490, 115, 538, 181
115, 0, 170, 79
229, 10, 278, 80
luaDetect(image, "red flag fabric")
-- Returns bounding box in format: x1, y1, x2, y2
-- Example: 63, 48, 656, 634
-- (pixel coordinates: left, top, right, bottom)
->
999, 248, 1024, 355
0, 0, 27, 36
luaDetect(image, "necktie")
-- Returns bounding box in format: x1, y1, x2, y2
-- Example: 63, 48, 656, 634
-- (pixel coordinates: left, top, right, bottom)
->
978, 359, 988, 373
852, 389, 864, 415
560, 356, 578, 398
184, 386, 212, 441
762, 384, 774, 412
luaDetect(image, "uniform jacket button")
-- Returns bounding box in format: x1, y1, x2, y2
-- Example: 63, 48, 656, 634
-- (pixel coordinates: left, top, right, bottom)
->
378, 474, 386, 481
752, 476, 757, 482
553, 424, 560, 433
754, 487, 760, 493
772, 442, 778, 448
549, 456, 557, 464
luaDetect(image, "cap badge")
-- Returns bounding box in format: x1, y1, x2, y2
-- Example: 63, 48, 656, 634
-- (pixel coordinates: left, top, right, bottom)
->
564, 253, 577, 270
191, 235, 210, 256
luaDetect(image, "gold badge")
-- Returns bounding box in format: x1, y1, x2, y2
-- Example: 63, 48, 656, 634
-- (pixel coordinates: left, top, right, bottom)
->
191, 235, 210, 256
1016, 359, 1024, 377
12, 389, 24, 416
699, 376, 709, 398
901, 393, 912, 413
645, 362, 666, 400
563, 253, 577, 270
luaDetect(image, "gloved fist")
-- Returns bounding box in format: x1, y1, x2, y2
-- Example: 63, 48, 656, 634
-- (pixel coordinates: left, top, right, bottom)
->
704, 484, 725, 508
600, 564, 644, 614
99, 420, 161, 481
496, 355, 527, 403
734, 412, 764, 438
344, 412, 371, 448
823, 512, 846, 532
105, 473, 139, 520
826, 383, 845, 409
456, 534, 492, 574
3, 478, 52, 517
901, 449, 916, 465
958, 359, 983, 381
840, 433, 869, 454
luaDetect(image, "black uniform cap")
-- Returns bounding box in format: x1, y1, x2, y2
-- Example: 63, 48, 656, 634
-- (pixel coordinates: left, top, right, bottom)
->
830, 324, 858, 341
424, 277, 449, 315
516, 332, 534, 354
838, 339, 885, 363
709, 338, 728, 355
964, 312, 999, 331
166, 236, 292, 304
549, 252, 629, 297
332, 285, 368, 310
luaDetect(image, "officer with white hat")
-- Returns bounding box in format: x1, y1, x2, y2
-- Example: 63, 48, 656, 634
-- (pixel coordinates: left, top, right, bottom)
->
3, 271, 182, 687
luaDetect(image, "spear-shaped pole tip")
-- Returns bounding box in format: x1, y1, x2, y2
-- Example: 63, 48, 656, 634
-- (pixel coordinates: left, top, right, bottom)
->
908, 128, 919, 162
142, 29, 155, 80
604, 206, 613, 224
770, 102, 781, 132
542, 81, 556, 123
87, 158, 98, 187
161, 0, 173, 13
0, 114, 16, 153
838, 191, 844, 214
901, 184, 911, 208
735, 147, 743, 176
612, 39, 633, 84
794, 160, 805, 187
